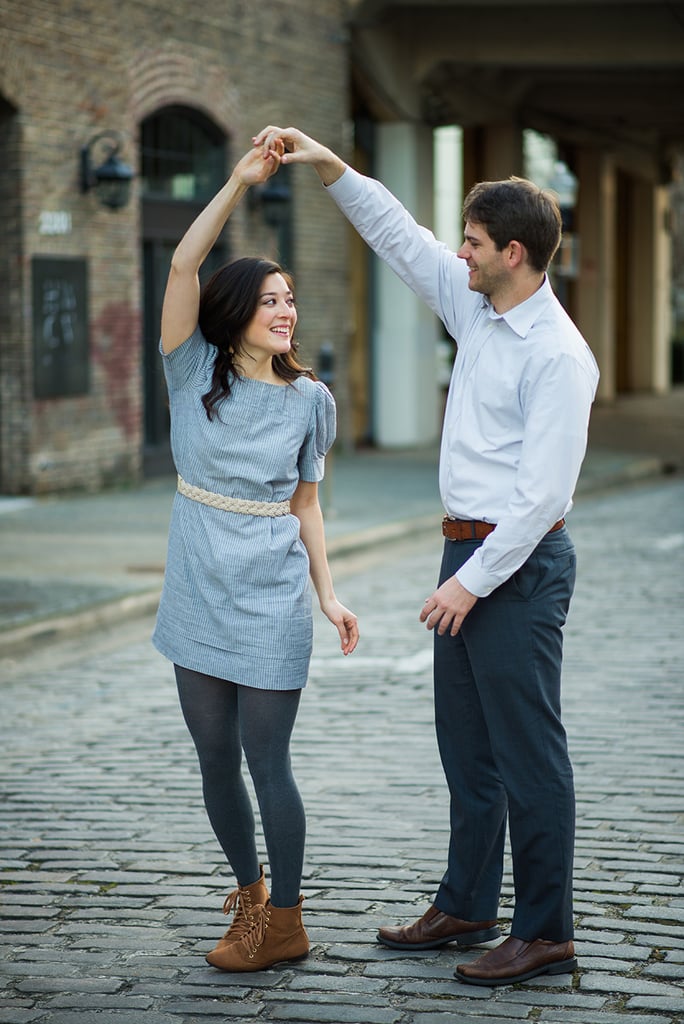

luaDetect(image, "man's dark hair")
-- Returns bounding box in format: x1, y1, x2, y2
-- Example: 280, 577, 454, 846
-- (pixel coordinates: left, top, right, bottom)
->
462, 176, 562, 273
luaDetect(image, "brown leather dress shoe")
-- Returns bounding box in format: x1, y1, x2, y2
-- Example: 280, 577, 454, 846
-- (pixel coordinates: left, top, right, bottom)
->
455, 935, 577, 986
377, 904, 500, 950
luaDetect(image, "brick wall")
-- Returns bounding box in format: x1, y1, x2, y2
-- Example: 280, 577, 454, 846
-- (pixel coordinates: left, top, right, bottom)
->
0, 96, 26, 490
0, 0, 351, 494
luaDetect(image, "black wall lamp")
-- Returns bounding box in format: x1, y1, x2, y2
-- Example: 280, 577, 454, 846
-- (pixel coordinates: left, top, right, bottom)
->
80, 131, 134, 210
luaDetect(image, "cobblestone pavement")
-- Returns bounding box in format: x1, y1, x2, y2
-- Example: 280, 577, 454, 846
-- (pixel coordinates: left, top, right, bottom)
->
1, 478, 683, 1024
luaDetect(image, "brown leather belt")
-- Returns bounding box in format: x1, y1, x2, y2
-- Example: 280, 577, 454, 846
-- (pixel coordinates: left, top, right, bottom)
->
442, 516, 565, 541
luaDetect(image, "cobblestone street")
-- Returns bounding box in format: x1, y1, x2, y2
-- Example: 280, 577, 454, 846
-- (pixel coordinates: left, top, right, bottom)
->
1, 478, 683, 1024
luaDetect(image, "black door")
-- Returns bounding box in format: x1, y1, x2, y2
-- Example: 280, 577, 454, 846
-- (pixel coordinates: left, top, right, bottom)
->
140, 107, 226, 475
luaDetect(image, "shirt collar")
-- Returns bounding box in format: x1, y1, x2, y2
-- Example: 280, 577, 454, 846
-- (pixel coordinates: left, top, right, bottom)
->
483, 274, 554, 339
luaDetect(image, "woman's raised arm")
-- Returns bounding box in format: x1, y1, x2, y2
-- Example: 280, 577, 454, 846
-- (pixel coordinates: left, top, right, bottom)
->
160, 146, 282, 353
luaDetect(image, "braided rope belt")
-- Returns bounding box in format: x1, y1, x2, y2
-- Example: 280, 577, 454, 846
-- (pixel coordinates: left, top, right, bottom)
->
177, 475, 290, 517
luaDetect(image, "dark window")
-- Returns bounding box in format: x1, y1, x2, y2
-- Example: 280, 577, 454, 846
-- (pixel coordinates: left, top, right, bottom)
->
141, 106, 224, 202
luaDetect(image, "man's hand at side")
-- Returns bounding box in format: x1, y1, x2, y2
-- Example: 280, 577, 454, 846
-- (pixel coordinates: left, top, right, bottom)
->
421, 576, 478, 636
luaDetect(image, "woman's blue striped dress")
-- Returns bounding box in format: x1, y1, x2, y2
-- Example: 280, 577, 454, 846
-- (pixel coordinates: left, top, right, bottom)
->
152, 327, 336, 690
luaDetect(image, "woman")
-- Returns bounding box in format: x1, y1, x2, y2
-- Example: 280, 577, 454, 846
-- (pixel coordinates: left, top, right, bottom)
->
152, 142, 359, 973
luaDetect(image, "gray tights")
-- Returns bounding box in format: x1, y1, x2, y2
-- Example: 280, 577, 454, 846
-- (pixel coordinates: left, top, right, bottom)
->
174, 665, 305, 908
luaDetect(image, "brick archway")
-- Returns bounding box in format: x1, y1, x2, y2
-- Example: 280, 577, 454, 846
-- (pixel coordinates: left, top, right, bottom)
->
127, 45, 241, 139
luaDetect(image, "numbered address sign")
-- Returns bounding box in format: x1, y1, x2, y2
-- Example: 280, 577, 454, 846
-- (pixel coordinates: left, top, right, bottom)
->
32, 257, 89, 399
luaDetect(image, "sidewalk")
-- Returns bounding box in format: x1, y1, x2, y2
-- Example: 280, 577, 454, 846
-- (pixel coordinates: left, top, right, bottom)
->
1, 388, 682, 653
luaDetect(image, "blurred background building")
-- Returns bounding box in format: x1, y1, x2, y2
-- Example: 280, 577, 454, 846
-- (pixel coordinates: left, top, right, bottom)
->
1, 0, 682, 494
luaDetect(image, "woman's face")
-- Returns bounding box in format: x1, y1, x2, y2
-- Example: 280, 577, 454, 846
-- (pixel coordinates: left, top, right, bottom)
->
240, 273, 297, 364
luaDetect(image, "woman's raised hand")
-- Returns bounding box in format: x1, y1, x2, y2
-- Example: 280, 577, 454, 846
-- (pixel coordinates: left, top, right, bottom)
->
234, 138, 284, 188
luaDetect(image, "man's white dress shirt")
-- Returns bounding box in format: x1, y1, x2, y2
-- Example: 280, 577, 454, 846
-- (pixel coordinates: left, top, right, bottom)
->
327, 167, 600, 598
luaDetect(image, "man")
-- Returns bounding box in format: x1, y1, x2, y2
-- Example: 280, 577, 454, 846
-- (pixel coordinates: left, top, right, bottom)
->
255, 126, 599, 986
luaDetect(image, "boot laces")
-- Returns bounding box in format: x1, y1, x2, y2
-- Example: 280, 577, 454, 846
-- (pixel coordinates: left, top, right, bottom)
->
237, 904, 270, 959
220, 886, 255, 941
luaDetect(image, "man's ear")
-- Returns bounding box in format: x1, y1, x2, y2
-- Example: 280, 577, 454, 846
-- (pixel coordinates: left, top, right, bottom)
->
506, 240, 526, 268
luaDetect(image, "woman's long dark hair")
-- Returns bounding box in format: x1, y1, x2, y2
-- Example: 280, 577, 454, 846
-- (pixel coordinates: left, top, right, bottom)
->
199, 257, 314, 420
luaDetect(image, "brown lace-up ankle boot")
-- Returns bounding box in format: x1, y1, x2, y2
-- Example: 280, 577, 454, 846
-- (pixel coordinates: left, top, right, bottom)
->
205, 896, 309, 972
207, 866, 269, 955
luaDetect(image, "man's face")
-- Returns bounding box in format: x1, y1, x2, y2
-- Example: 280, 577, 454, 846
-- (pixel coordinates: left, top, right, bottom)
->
457, 221, 511, 299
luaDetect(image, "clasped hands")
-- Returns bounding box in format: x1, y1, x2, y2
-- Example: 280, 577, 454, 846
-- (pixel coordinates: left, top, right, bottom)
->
232, 127, 318, 188
252, 125, 324, 166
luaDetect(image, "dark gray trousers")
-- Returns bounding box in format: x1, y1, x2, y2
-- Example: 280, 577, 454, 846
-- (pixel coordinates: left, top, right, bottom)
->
433, 527, 577, 942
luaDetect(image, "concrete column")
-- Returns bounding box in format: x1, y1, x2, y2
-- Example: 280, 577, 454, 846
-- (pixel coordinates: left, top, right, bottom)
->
373, 122, 441, 447
654, 184, 673, 392
575, 149, 617, 400
628, 181, 672, 393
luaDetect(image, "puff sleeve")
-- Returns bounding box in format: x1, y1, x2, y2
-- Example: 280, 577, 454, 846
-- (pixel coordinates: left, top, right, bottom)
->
160, 326, 214, 392
297, 381, 336, 483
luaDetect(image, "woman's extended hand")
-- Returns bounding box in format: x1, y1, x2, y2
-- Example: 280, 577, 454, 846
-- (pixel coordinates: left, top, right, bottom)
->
234, 138, 283, 188
321, 598, 359, 656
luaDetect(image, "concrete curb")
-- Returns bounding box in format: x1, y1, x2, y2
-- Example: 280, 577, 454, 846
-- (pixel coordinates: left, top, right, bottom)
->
0, 590, 163, 655
325, 511, 440, 558
575, 454, 675, 493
